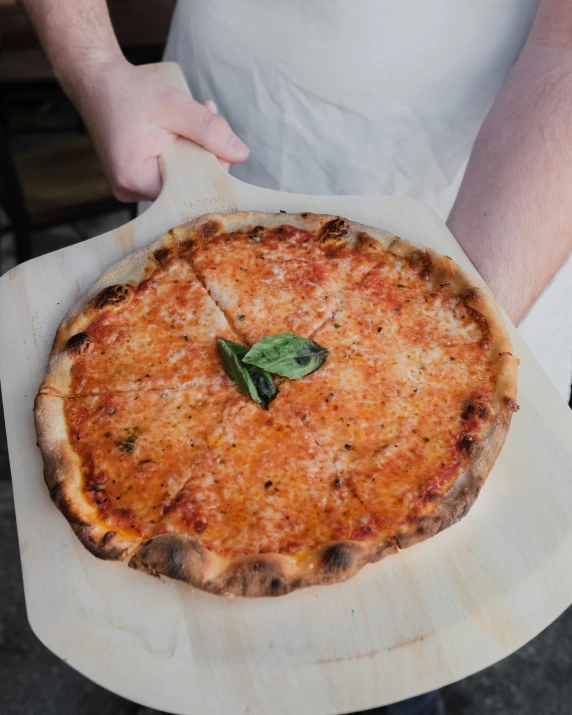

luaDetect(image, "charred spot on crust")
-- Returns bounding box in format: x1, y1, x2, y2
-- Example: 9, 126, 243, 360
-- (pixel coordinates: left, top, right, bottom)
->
93, 284, 131, 310
46, 485, 123, 560
270, 578, 283, 592
462, 399, 490, 423
194, 518, 207, 534
48, 481, 63, 505
503, 396, 520, 412
226, 559, 288, 596
463, 287, 479, 303
464, 305, 491, 350
132, 535, 203, 583
458, 433, 477, 456
410, 250, 433, 280
248, 225, 266, 241
461, 403, 475, 421
318, 218, 350, 245
153, 247, 172, 266
322, 543, 354, 573
49, 482, 87, 529
463, 294, 492, 349
201, 220, 220, 239
415, 516, 441, 539
66, 332, 92, 356
458, 502, 472, 520
478, 405, 489, 419
162, 541, 189, 581
251, 560, 276, 574
355, 231, 385, 254
179, 239, 195, 255
102, 531, 116, 545
137, 538, 197, 582
300, 212, 309, 218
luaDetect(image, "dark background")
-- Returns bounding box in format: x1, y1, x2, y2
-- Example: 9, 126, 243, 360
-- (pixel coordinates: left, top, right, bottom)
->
1, 2, 572, 713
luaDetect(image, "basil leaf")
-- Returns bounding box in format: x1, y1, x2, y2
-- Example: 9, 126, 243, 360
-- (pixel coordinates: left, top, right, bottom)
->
243, 333, 329, 379
217, 338, 277, 409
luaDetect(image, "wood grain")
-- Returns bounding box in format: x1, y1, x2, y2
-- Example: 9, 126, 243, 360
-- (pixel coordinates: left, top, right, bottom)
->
1, 62, 572, 715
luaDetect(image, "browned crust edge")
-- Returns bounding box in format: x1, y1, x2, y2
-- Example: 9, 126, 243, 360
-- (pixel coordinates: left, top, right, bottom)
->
38, 241, 168, 396
129, 535, 399, 597
34, 394, 139, 559
129, 407, 513, 598
36, 211, 519, 597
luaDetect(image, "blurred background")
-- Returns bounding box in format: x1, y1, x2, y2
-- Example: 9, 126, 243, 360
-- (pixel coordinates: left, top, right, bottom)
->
0, 2, 571, 714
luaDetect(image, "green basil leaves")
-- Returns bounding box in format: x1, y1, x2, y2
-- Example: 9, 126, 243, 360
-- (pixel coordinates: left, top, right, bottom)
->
217, 338, 277, 410
243, 333, 329, 379
218, 333, 328, 409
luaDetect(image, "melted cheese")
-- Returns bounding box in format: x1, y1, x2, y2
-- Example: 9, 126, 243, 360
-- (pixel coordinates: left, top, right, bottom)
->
154, 401, 373, 556
65, 382, 247, 537
188, 227, 380, 343
280, 253, 495, 539
72, 260, 236, 393
66, 225, 496, 558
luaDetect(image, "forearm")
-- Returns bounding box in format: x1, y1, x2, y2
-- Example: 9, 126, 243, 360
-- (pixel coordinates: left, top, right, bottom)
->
20, 0, 248, 201
19, 0, 124, 104
448, 0, 572, 324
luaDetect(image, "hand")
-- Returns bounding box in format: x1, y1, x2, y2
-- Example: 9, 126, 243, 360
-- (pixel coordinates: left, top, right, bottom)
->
74, 60, 249, 202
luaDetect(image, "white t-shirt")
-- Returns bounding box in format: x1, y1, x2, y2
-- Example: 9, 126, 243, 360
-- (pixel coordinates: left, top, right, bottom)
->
165, 0, 572, 399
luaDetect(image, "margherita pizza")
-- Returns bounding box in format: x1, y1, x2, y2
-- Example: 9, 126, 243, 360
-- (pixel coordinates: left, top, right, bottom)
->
35, 212, 518, 597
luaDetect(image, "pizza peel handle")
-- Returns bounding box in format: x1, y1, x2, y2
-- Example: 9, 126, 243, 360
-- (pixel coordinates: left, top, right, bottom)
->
147, 62, 239, 221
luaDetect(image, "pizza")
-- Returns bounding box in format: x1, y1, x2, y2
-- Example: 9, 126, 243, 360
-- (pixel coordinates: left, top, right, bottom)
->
35, 212, 519, 597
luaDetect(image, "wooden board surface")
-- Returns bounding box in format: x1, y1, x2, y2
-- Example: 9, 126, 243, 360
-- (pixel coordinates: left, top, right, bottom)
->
1, 63, 572, 715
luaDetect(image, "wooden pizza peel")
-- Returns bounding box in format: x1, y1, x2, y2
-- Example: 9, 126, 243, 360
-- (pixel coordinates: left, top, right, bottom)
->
1, 62, 572, 715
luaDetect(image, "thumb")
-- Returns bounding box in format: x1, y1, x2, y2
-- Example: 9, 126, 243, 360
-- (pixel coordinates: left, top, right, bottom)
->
165, 92, 249, 163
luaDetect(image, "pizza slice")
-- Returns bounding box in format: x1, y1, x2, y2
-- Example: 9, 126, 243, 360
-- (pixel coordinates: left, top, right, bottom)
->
280, 249, 498, 470
130, 399, 392, 596
39, 253, 238, 396
35, 381, 247, 558
182, 213, 391, 344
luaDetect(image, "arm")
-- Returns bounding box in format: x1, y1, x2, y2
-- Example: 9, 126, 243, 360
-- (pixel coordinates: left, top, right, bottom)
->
447, 0, 572, 324
20, 0, 249, 201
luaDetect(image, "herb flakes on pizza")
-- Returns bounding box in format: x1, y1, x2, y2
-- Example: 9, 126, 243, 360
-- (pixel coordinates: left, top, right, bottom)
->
35, 212, 518, 596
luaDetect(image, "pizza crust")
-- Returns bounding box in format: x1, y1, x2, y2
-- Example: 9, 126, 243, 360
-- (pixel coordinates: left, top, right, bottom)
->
34, 394, 139, 559
394, 405, 514, 549
35, 212, 519, 597
39, 247, 160, 396
128, 399, 506, 597
130, 533, 398, 597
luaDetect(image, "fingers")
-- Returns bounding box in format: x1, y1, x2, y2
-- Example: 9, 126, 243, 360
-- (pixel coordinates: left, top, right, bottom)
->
164, 92, 249, 163
101, 89, 243, 202
202, 101, 231, 172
